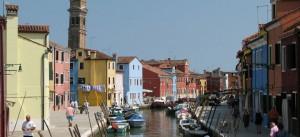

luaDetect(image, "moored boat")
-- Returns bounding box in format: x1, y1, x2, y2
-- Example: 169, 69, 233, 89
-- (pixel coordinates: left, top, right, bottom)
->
128, 113, 145, 128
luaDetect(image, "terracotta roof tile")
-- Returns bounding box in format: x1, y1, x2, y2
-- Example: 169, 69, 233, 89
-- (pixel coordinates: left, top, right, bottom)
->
143, 64, 170, 76
118, 56, 136, 64
83, 49, 113, 60
18, 25, 49, 33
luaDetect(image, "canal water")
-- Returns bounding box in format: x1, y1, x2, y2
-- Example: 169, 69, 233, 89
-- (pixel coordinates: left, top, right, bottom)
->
106, 108, 181, 137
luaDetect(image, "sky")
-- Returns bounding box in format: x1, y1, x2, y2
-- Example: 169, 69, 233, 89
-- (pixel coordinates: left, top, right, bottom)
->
7, 0, 270, 72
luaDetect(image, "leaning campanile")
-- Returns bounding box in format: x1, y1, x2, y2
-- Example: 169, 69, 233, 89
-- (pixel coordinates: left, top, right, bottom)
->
68, 0, 87, 49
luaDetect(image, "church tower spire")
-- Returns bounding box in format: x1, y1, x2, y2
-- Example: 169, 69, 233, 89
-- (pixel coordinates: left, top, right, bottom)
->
68, 0, 87, 49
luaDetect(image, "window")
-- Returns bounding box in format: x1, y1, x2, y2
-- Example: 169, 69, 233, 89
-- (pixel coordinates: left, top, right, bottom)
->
108, 62, 110, 69
75, 17, 79, 24
49, 62, 53, 80
80, 62, 84, 69
70, 77, 73, 85
61, 52, 64, 62
108, 77, 111, 84
78, 77, 85, 84
272, 4, 276, 19
275, 43, 281, 64
83, 17, 86, 26
60, 74, 64, 84
130, 79, 132, 85
119, 65, 123, 70
71, 17, 75, 25
55, 73, 59, 84
289, 93, 297, 117
286, 44, 296, 69
140, 79, 142, 85
56, 51, 59, 61
138, 65, 140, 70
137, 79, 139, 85
282, 46, 286, 71
133, 65, 135, 70
112, 62, 115, 70
113, 77, 115, 84
70, 62, 73, 70
78, 52, 82, 57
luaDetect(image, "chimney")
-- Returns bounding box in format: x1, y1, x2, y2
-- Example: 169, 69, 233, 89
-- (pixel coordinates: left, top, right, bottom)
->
6, 4, 18, 16
112, 53, 117, 63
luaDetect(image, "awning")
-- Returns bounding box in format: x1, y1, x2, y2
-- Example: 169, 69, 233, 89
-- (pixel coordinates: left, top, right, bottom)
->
143, 89, 153, 93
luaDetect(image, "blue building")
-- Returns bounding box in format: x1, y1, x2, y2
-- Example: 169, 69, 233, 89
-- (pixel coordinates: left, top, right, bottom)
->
117, 56, 143, 105
249, 34, 269, 126
70, 58, 79, 102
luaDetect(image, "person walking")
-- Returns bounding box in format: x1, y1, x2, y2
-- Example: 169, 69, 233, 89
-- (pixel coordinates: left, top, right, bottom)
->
275, 123, 288, 137
22, 115, 36, 137
242, 109, 250, 128
268, 107, 279, 124
255, 112, 263, 134
66, 104, 75, 127
270, 121, 279, 137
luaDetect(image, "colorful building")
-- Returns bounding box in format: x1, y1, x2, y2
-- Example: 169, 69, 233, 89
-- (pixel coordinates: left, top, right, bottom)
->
76, 48, 116, 106
70, 51, 79, 102
161, 67, 177, 99
49, 41, 70, 111
117, 56, 143, 105
5, 4, 50, 131
143, 64, 172, 98
115, 71, 124, 106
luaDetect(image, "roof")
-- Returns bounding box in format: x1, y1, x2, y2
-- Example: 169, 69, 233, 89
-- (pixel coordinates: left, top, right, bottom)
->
18, 25, 49, 33
143, 64, 170, 76
80, 48, 113, 60
49, 41, 69, 51
6, 4, 18, 12
118, 56, 136, 64
142, 59, 188, 67
264, 7, 300, 30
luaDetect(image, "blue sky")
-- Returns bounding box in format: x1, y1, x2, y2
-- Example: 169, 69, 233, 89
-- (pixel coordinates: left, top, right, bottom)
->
7, 0, 270, 72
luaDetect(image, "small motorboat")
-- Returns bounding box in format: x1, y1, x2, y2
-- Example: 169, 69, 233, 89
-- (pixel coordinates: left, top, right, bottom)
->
181, 123, 209, 137
107, 122, 130, 134
127, 113, 145, 128
178, 118, 197, 132
150, 99, 165, 109
176, 108, 192, 120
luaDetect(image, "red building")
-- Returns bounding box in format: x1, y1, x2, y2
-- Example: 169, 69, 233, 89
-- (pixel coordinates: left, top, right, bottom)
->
142, 58, 197, 98
0, 16, 7, 137
264, 1, 300, 135
143, 64, 172, 98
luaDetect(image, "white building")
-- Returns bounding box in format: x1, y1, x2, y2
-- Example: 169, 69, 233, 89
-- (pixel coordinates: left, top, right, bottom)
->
115, 71, 124, 106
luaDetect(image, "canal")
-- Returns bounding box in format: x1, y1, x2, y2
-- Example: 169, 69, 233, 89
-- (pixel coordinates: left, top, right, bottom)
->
107, 108, 181, 137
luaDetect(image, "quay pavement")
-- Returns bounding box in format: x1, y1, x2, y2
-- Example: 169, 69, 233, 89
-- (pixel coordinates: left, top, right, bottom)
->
8, 106, 102, 137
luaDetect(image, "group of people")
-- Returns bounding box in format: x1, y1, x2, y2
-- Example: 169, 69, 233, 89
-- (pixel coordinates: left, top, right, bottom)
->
253, 107, 288, 137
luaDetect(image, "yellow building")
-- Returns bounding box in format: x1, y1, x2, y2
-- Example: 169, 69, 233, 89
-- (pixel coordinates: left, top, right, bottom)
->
76, 48, 116, 106
4, 5, 50, 131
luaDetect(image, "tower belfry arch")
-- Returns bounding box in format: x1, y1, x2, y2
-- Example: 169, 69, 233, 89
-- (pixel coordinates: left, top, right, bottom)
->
68, 0, 87, 49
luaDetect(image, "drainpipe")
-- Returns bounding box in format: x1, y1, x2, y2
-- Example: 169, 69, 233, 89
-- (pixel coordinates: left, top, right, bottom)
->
41, 33, 51, 130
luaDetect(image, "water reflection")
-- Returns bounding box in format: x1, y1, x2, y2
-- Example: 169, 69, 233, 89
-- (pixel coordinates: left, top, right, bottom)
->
106, 109, 180, 137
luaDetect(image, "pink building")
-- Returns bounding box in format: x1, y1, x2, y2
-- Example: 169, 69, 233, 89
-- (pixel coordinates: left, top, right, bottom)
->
49, 41, 70, 110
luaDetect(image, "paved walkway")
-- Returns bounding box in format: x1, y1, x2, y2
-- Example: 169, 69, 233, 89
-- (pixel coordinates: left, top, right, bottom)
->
197, 105, 269, 137
8, 106, 103, 137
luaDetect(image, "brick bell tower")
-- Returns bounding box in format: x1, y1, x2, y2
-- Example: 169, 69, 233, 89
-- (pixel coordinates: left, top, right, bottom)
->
68, 0, 87, 49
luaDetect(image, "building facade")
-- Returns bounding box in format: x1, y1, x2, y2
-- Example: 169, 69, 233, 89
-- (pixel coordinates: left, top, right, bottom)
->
5, 4, 50, 131
0, 16, 7, 137
76, 48, 116, 106
49, 41, 70, 110
117, 57, 143, 105
70, 53, 79, 102
143, 64, 172, 99
115, 71, 124, 106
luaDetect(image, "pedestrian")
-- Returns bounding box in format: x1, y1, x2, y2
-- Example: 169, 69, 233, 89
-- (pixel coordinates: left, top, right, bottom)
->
22, 115, 36, 137
66, 104, 75, 127
74, 100, 78, 114
255, 112, 263, 134
83, 100, 89, 114
275, 123, 288, 137
270, 121, 279, 137
243, 109, 250, 128
268, 107, 279, 124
